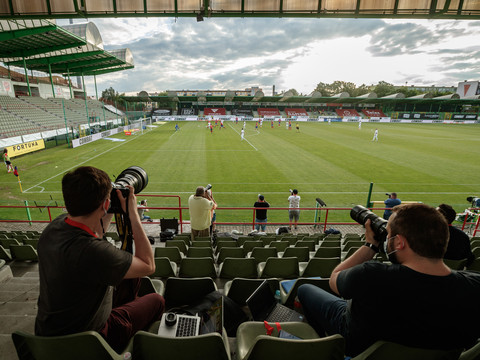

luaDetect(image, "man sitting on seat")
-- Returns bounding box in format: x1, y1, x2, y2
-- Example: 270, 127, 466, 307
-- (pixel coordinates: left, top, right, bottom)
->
298, 203, 480, 357
35, 166, 164, 353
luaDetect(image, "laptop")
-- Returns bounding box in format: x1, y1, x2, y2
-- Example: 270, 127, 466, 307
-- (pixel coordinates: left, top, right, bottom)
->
246, 280, 304, 322
157, 296, 224, 337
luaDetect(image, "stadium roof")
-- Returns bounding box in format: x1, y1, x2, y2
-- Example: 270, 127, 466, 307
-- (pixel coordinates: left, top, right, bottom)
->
0, 20, 134, 77
1, 0, 480, 20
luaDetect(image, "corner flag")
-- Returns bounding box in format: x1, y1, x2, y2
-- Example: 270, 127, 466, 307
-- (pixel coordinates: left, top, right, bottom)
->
13, 166, 18, 177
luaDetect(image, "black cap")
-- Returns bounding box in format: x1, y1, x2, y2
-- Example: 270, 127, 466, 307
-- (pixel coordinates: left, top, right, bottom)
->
259, 195, 264, 201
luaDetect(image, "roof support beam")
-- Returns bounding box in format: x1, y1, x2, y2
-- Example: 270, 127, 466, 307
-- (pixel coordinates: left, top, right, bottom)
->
317, 0, 322, 13
458, 0, 465, 15
393, 0, 399, 15
6, 50, 103, 67
0, 24, 57, 41
3, 40, 86, 59
355, 0, 361, 15
430, 0, 438, 15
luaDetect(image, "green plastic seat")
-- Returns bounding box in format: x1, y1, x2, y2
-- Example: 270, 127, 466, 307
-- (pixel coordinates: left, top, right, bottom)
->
191, 240, 212, 248
154, 247, 183, 265
243, 240, 264, 255
215, 240, 238, 255
313, 246, 341, 258
294, 240, 316, 251
320, 239, 341, 247
344, 246, 361, 260
0, 238, 21, 249
132, 330, 231, 360
138, 276, 164, 296
351, 340, 462, 360
248, 247, 278, 264
218, 257, 258, 279
281, 247, 310, 262
459, 341, 480, 360
236, 322, 345, 360
299, 257, 340, 278
10, 244, 38, 261
23, 238, 39, 249
165, 240, 188, 256
164, 277, 217, 310
0, 244, 12, 261
151, 257, 177, 278
443, 258, 467, 270
257, 257, 299, 279
179, 257, 217, 278
268, 241, 290, 253
343, 240, 366, 252
187, 246, 214, 258
217, 247, 245, 264
12, 330, 129, 360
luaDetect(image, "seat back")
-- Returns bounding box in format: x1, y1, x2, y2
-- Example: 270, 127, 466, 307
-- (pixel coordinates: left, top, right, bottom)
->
187, 247, 214, 258
216, 240, 238, 254
343, 240, 365, 252
179, 257, 217, 278
295, 240, 315, 251
0, 244, 12, 261
165, 240, 188, 255
243, 240, 264, 255
217, 247, 244, 264
10, 244, 38, 261
224, 278, 279, 306
283, 247, 310, 262
0, 238, 21, 249
133, 330, 230, 360
249, 247, 277, 264
219, 258, 257, 279
320, 239, 341, 247
191, 240, 212, 248
351, 340, 462, 360
300, 257, 340, 278
443, 258, 467, 270
259, 257, 299, 279
12, 330, 122, 360
344, 246, 361, 259
164, 277, 217, 310
154, 247, 183, 265
268, 241, 290, 253
23, 238, 39, 249
314, 246, 341, 258
152, 257, 177, 278
280, 278, 333, 307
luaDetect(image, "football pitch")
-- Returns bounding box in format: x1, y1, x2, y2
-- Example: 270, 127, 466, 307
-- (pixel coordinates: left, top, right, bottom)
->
1, 121, 479, 224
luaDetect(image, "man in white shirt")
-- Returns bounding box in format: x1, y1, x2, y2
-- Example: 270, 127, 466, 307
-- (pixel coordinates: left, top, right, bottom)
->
372, 128, 378, 141
288, 189, 301, 230
241, 128, 245, 141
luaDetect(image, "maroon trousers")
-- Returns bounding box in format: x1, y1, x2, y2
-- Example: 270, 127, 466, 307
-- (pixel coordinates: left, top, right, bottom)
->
99, 278, 165, 353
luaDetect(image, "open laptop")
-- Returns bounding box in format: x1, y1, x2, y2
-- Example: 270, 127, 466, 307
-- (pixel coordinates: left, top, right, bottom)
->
246, 280, 304, 322
157, 296, 223, 337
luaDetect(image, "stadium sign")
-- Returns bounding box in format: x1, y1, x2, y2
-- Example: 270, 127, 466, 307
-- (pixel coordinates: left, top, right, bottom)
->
9, 139, 45, 157
399, 113, 440, 119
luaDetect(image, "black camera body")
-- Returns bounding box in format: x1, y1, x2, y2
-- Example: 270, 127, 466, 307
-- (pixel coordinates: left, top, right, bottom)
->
205, 184, 212, 191
109, 166, 149, 214
467, 196, 480, 208
350, 205, 388, 250
385, 193, 391, 198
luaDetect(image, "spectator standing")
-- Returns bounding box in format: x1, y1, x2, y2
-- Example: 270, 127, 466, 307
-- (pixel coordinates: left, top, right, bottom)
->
188, 186, 216, 241
254, 195, 270, 232
383, 192, 401, 220
438, 203, 474, 266
298, 203, 480, 357
35, 166, 164, 353
288, 189, 301, 230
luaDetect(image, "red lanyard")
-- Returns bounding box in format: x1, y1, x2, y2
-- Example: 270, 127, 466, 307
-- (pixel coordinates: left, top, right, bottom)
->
65, 217, 98, 238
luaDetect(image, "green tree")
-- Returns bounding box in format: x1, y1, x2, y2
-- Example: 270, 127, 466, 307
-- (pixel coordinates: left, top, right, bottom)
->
100, 87, 124, 105
372, 81, 397, 97
314, 81, 369, 97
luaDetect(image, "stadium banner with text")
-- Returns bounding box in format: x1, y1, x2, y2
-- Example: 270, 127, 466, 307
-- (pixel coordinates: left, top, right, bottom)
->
398, 113, 440, 119
9, 139, 45, 158
336, 109, 360, 117
204, 108, 226, 115
452, 114, 478, 120
180, 108, 197, 115
232, 109, 253, 116
362, 109, 386, 118
258, 108, 281, 116
71, 127, 134, 148
285, 108, 308, 116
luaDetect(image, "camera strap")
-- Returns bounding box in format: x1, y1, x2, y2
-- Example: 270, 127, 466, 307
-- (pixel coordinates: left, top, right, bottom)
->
115, 200, 134, 253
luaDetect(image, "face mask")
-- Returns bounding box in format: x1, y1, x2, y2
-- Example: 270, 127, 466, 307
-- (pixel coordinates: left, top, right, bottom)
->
384, 235, 400, 264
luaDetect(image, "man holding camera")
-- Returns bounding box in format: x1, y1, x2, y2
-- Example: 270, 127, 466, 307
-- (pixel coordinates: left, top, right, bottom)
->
188, 185, 216, 241
298, 203, 480, 357
254, 194, 270, 232
383, 192, 401, 220
35, 166, 165, 353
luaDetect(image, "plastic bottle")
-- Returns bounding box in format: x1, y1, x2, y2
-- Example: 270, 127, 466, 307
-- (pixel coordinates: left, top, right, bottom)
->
274, 290, 281, 303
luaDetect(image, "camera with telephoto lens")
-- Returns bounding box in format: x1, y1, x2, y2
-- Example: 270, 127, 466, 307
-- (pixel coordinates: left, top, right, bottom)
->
350, 205, 388, 250
205, 184, 212, 191
109, 166, 149, 214
386, 193, 391, 198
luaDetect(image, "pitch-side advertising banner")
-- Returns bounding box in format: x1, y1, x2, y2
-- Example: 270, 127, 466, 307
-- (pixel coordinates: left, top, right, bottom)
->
9, 139, 45, 157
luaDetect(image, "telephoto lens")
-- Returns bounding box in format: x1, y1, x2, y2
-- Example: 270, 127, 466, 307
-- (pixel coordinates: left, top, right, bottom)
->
109, 166, 149, 213
350, 205, 388, 249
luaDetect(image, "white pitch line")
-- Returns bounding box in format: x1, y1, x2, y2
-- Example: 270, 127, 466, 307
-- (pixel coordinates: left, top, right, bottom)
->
23, 133, 143, 193
227, 123, 258, 151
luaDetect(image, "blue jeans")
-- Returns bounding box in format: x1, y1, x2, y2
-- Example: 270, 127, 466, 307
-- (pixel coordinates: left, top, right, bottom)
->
255, 218, 267, 231
297, 284, 348, 338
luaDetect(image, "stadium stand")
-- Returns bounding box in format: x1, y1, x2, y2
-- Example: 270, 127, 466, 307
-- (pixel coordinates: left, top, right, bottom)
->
362, 109, 386, 118
204, 108, 227, 115
335, 109, 360, 117
257, 108, 281, 117
285, 108, 308, 117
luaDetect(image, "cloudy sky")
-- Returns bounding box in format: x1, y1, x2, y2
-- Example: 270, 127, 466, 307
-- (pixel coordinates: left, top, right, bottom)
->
57, 17, 480, 97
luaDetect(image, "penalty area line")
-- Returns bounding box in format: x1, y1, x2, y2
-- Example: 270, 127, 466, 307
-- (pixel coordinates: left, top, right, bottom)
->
227, 123, 258, 151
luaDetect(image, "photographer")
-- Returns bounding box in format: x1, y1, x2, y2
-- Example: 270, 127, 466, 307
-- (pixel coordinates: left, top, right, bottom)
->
35, 166, 164, 353
383, 192, 401, 220
298, 203, 480, 357
188, 185, 216, 241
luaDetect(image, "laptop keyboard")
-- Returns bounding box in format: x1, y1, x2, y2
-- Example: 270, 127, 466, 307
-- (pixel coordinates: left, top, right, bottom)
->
175, 316, 198, 337
268, 305, 293, 322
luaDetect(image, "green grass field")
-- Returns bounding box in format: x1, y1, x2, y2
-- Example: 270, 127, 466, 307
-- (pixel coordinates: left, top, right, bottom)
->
1, 121, 479, 225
